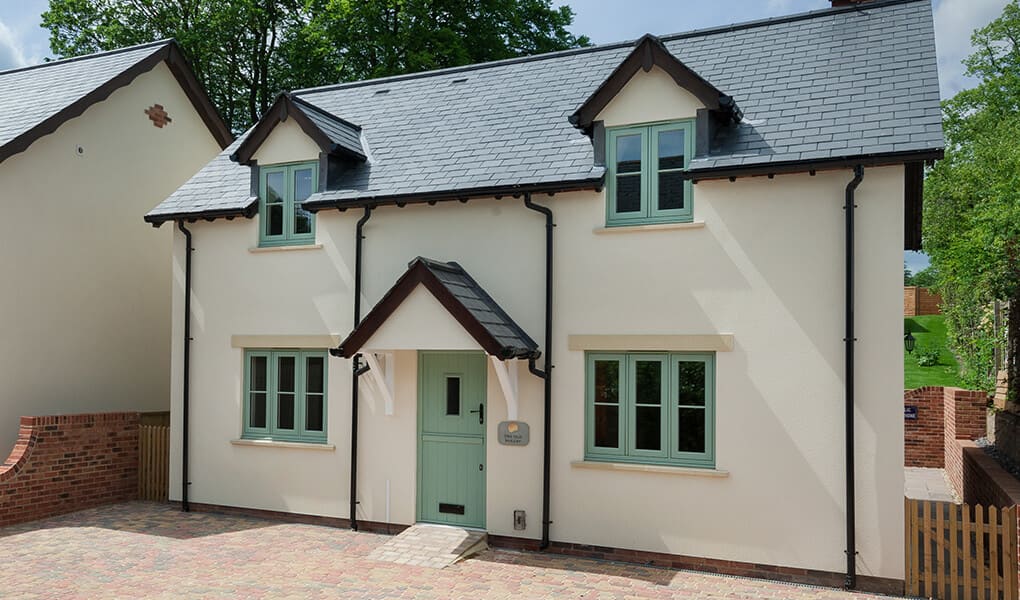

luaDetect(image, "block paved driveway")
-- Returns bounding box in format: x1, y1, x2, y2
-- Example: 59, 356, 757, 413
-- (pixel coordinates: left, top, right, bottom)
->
0, 502, 897, 599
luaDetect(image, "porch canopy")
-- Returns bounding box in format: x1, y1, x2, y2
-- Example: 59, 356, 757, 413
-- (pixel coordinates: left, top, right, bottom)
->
336, 257, 539, 418
337, 256, 539, 360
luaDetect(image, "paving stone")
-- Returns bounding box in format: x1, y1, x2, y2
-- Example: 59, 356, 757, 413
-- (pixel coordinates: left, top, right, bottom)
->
0, 502, 896, 599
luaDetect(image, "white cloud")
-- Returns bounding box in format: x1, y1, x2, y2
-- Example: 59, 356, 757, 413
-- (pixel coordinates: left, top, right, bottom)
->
0, 20, 27, 71
933, 0, 1010, 98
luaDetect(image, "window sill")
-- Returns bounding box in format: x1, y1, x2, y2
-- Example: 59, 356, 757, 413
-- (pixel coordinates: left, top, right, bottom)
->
231, 439, 335, 451
249, 244, 323, 253
570, 460, 728, 477
593, 221, 705, 234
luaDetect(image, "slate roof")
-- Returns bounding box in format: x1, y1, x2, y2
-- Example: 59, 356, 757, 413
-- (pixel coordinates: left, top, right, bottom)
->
146, 0, 942, 223
337, 257, 540, 360
0, 40, 231, 166
292, 97, 365, 160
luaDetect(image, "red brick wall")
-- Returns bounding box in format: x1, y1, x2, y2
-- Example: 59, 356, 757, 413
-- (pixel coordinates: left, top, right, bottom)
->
942, 388, 991, 498
905, 387, 946, 467
0, 413, 139, 527
903, 286, 943, 316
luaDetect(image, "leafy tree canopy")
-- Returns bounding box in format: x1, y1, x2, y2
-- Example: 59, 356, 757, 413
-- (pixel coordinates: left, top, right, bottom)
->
923, 0, 1020, 392
42, 0, 590, 132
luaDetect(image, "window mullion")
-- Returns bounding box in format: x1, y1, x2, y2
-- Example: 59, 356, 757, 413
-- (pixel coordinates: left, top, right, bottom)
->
296, 351, 307, 437
268, 351, 279, 438
284, 166, 295, 241
643, 128, 653, 219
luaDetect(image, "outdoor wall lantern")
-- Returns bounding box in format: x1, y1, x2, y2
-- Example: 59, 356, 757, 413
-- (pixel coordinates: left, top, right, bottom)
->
904, 331, 916, 353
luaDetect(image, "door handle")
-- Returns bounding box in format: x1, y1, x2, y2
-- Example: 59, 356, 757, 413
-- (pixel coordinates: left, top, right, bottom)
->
469, 403, 484, 425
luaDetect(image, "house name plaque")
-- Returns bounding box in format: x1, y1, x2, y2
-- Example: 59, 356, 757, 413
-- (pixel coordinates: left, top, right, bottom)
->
498, 421, 529, 446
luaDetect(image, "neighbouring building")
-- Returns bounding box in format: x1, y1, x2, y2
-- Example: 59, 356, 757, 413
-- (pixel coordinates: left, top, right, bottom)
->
0, 41, 231, 453
146, 0, 941, 592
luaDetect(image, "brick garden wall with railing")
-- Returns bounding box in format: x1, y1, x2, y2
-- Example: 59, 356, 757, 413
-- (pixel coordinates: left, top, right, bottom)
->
0, 413, 139, 527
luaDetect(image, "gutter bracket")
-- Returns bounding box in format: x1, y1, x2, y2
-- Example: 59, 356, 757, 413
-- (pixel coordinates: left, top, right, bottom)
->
490, 356, 520, 421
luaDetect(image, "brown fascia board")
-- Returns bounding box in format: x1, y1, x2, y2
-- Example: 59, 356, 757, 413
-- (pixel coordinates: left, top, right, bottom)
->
337, 260, 506, 358
686, 149, 943, 182
163, 42, 233, 149
0, 41, 232, 166
143, 197, 258, 227
570, 34, 733, 131
231, 94, 365, 165
303, 177, 604, 213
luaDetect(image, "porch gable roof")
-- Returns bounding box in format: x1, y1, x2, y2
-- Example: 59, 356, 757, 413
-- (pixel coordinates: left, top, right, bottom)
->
336, 257, 540, 360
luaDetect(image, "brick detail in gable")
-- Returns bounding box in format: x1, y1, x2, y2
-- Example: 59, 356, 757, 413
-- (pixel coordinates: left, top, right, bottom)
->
145, 104, 173, 128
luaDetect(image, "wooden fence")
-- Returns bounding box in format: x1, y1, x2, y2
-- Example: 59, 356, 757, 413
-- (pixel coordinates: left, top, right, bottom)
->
138, 424, 170, 501
906, 498, 1019, 599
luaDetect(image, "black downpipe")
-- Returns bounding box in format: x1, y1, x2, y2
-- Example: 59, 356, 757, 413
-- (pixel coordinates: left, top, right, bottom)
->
844, 165, 864, 589
523, 193, 554, 550
177, 220, 193, 513
349, 206, 372, 531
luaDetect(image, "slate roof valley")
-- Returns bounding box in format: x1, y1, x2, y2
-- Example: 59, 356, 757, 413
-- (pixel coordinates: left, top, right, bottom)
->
146, 0, 943, 224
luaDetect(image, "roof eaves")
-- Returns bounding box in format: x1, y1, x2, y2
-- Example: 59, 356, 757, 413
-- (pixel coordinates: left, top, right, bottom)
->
143, 197, 258, 227
687, 148, 944, 181
303, 175, 604, 212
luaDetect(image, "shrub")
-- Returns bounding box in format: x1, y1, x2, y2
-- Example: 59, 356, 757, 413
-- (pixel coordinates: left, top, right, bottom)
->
916, 344, 942, 367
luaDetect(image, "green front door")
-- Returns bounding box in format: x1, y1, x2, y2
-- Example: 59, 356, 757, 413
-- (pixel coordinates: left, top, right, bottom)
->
417, 351, 487, 528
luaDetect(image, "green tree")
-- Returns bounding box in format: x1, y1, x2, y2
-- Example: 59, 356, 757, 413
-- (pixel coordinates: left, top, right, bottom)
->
280, 0, 589, 89
910, 266, 939, 288
923, 0, 1020, 394
42, 0, 589, 132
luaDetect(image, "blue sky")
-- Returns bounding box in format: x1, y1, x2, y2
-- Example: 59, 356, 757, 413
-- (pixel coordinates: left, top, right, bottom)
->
0, 0, 1010, 273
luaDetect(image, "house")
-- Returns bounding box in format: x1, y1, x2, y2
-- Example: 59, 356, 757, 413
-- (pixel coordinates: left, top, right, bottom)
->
145, 0, 941, 592
0, 41, 231, 453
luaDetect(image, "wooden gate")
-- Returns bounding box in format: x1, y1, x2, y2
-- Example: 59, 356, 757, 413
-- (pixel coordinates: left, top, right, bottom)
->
138, 423, 170, 501
906, 498, 1019, 599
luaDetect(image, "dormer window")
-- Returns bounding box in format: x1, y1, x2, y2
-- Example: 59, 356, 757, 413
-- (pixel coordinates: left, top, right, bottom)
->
606, 120, 694, 226
259, 162, 318, 247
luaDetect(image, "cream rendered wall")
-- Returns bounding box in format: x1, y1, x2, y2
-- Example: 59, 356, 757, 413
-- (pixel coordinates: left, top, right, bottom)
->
0, 62, 221, 454
252, 119, 320, 165
597, 65, 703, 126
170, 67, 904, 580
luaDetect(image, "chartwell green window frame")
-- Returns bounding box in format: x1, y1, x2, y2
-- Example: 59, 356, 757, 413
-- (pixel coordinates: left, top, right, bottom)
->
605, 120, 695, 226
584, 351, 715, 468
242, 349, 328, 443
258, 161, 319, 247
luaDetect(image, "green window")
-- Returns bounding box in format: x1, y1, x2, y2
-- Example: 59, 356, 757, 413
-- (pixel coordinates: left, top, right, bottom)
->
243, 349, 327, 443
259, 162, 318, 246
585, 352, 714, 468
606, 121, 695, 226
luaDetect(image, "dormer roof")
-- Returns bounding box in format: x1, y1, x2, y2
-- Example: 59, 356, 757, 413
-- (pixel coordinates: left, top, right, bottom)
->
230, 93, 366, 165
569, 34, 741, 132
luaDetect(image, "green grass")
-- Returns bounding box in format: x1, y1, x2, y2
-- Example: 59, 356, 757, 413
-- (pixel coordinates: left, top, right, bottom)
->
904, 314, 963, 389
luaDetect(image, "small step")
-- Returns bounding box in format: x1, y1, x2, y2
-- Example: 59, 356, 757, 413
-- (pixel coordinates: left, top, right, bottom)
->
368, 523, 488, 569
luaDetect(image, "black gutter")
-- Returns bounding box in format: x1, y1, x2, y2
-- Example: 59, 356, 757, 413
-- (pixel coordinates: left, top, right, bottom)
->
523, 193, 554, 551
145, 200, 259, 228
303, 178, 603, 213
335, 205, 373, 531
177, 220, 193, 513
843, 165, 864, 590
688, 150, 941, 183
